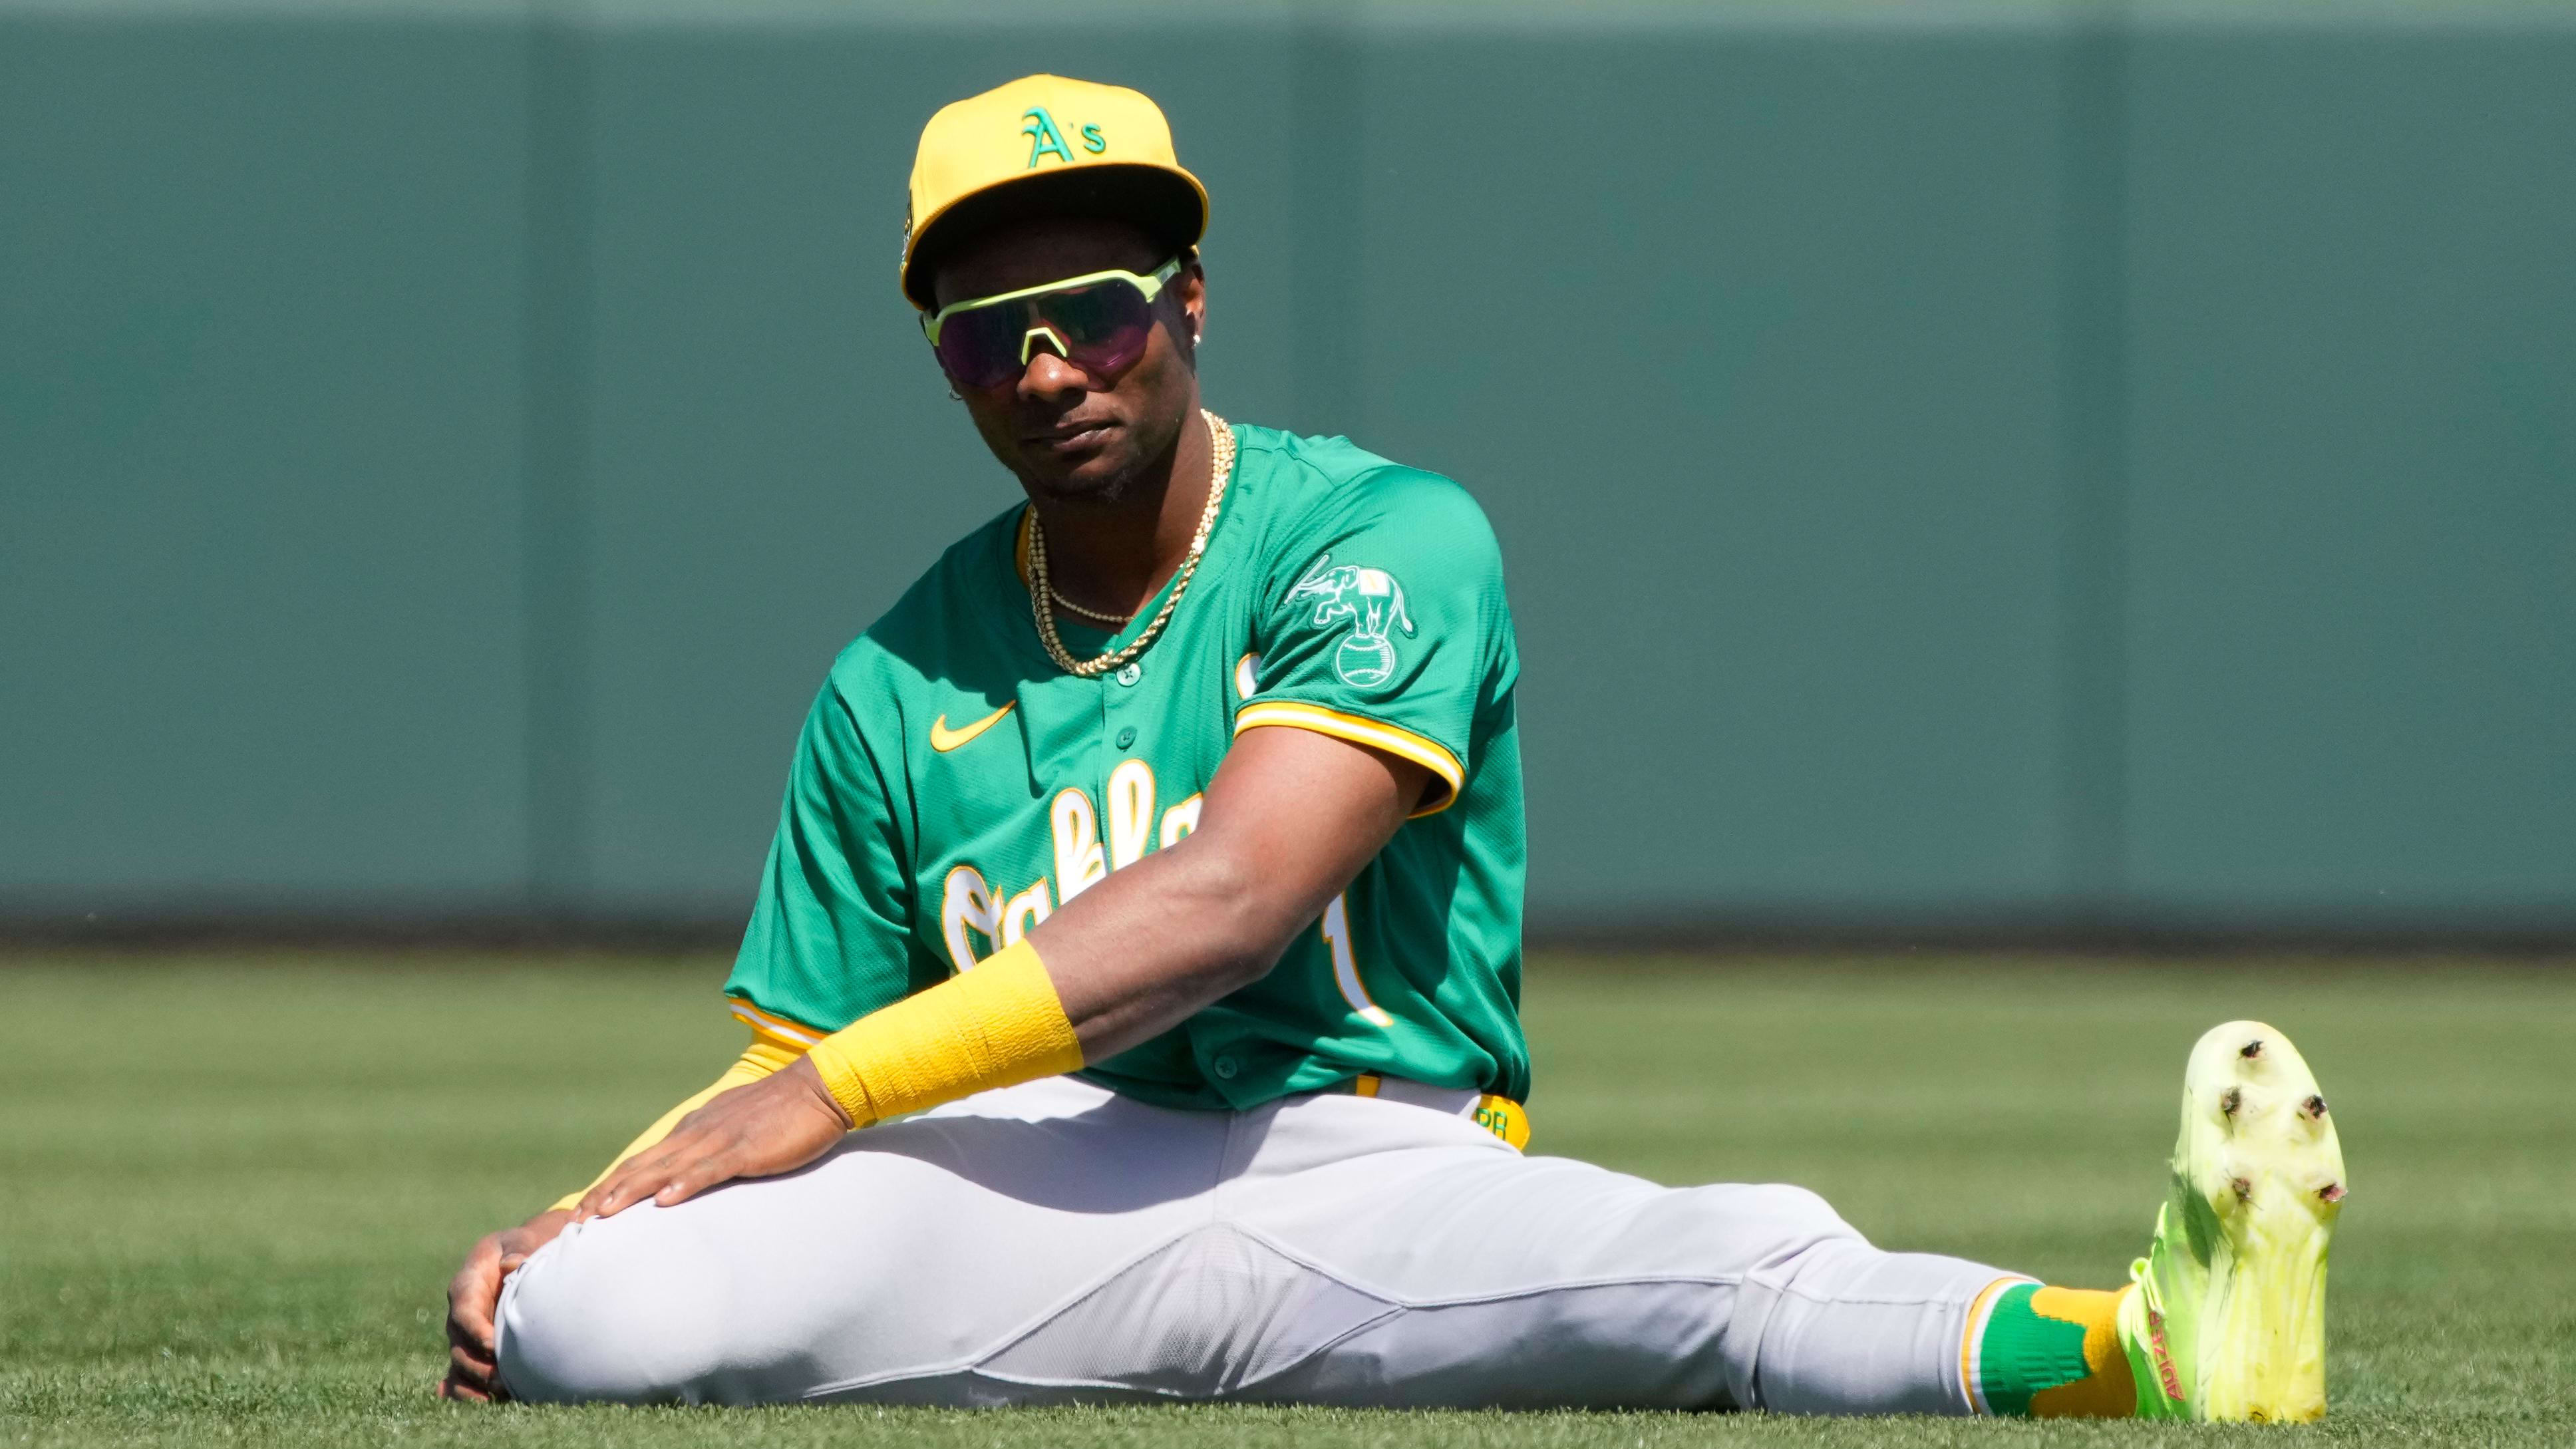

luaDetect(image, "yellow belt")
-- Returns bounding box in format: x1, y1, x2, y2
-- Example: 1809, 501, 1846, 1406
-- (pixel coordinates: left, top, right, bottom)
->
1351, 1072, 1531, 1152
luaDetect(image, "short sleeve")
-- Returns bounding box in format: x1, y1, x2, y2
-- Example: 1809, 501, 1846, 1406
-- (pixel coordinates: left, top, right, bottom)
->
723, 677, 932, 1035
1234, 468, 1510, 816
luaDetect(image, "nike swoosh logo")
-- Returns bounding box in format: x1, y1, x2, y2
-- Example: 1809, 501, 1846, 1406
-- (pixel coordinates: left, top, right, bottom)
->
929, 703, 1015, 752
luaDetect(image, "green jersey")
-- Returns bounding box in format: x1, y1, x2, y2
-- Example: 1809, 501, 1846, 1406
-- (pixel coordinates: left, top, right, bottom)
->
722, 422, 1528, 1112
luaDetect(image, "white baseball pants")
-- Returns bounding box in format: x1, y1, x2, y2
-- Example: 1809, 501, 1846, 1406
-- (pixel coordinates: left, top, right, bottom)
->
495, 1075, 2005, 1413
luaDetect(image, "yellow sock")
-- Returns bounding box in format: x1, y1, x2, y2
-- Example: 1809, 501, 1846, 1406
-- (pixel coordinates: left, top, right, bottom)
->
2028, 1286, 2136, 1416
1971, 1281, 2138, 1416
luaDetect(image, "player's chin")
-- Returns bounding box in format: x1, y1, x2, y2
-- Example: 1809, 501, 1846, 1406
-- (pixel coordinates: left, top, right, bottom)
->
1020, 434, 1138, 499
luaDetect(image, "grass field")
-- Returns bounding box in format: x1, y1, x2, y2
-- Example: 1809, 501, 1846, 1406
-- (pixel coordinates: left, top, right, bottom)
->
3, 951, 2570, 1447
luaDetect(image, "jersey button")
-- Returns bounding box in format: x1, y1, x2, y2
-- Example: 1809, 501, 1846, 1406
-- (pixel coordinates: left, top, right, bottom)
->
1114, 726, 1137, 750
1210, 1054, 1239, 1080
1114, 661, 1142, 687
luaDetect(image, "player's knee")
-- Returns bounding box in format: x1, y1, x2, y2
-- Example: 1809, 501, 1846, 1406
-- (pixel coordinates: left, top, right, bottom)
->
495, 1215, 731, 1404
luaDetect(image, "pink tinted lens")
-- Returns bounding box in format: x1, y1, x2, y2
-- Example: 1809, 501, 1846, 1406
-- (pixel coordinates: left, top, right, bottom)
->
934, 277, 1156, 390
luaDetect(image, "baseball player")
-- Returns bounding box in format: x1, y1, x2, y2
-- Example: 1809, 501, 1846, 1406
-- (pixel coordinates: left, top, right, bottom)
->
439, 75, 2344, 1420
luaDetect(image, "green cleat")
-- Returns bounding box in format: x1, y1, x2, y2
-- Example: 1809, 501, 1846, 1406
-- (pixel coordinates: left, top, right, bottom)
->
2119, 1021, 2346, 1422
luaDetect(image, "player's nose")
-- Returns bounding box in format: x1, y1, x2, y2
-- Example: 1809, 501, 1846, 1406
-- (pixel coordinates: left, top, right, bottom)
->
1015, 347, 1094, 402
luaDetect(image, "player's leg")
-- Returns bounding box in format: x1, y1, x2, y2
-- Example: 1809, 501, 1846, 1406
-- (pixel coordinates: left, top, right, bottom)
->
1221, 1090, 2006, 1412
492, 1075, 1225, 1405
1239, 1019, 2343, 1421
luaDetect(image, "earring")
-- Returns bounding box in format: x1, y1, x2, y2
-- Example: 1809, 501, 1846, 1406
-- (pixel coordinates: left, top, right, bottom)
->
947, 385, 963, 401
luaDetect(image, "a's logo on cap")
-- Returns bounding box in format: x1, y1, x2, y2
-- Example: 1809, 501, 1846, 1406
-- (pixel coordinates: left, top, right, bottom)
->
1023, 106, 1110, 169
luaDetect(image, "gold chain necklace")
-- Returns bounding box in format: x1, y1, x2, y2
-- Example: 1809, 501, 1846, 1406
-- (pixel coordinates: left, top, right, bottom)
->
1027, 409, 1233, 678
1046, 587, 1131, 626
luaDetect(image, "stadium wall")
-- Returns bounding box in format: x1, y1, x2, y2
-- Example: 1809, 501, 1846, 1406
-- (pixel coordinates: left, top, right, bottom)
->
4, 1, 2571, 941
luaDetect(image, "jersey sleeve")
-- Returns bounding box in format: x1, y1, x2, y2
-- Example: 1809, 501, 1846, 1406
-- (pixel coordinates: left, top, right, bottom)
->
1235, 467, 1510, 816
722, 675, 935, 1034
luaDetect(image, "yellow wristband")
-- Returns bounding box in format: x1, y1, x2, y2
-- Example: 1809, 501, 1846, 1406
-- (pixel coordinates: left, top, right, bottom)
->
806, 940, 1084, 1128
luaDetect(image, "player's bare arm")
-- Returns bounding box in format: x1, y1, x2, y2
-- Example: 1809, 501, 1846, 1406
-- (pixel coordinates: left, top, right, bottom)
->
573, 725, 1428, 1219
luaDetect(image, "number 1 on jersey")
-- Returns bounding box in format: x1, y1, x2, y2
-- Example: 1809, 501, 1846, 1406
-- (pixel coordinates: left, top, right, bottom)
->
1321, 894, 1394, 1028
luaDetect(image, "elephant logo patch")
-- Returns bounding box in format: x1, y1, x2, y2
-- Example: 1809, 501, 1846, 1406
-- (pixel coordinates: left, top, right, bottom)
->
1285, 553, 1416, 689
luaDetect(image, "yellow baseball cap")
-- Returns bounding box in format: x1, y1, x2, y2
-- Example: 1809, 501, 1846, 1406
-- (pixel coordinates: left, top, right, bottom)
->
901, 74, 1209, 310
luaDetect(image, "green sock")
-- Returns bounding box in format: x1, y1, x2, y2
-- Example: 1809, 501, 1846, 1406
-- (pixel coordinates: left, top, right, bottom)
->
1975, 1283, 2096, 1416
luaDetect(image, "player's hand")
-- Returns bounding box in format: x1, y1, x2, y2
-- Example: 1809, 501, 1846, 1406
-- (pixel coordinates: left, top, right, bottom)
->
438, 1208, 571, 1404
574, 1059, 852, 1221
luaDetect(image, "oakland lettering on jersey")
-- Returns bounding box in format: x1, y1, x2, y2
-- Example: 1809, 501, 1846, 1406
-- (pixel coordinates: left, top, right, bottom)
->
939, 762, 1204, 974
934, 752, 1398, 1025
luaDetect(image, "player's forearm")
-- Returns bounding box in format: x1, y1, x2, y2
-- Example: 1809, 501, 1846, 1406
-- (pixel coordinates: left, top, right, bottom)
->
1029, 832, 1320, 1061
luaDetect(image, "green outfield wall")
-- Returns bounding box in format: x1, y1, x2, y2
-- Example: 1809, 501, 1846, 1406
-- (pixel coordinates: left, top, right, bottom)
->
5, 1, 2571, 936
